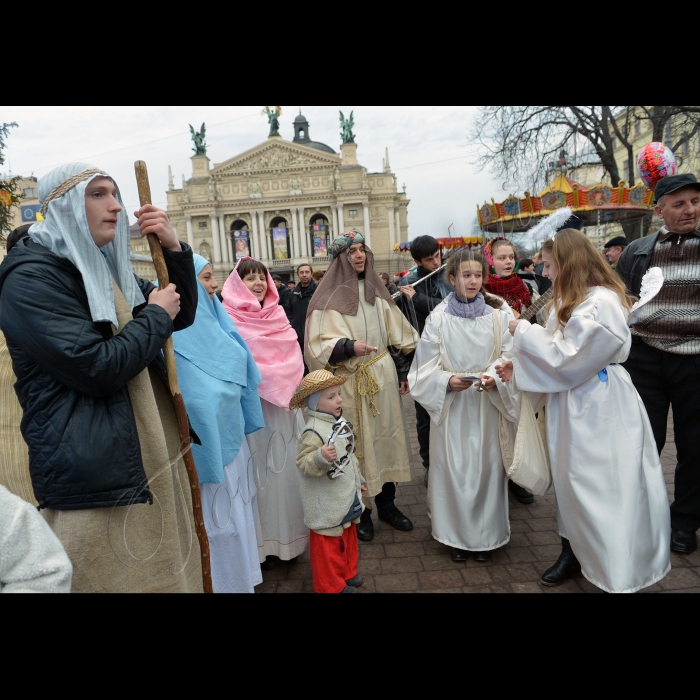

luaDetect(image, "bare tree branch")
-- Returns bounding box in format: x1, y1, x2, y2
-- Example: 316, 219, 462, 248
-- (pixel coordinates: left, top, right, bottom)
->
470, 106, 700, 240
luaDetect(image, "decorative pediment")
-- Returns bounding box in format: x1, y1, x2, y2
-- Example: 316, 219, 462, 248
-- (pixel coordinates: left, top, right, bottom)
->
213, 139, 340, 176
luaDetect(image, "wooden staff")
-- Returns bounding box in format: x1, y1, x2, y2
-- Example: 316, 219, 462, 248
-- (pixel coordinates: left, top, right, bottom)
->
134, 160, 213, 594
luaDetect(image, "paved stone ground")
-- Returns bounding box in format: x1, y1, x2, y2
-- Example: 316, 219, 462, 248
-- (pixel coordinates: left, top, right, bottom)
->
256, 397, 700, 593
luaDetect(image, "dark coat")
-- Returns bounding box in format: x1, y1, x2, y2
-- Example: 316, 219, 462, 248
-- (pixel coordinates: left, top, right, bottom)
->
397, 266, 452, 336
277, 283, 291, 310
615, 231, 661, 296
0, 237, 197, 511
287, 280, 317, 347
532, 263, 552, 294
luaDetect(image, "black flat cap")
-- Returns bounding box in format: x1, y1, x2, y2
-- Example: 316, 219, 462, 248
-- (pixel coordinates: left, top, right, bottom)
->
654, 173, 700, 203
272, 274, 282, 281
604, 236, 629, 248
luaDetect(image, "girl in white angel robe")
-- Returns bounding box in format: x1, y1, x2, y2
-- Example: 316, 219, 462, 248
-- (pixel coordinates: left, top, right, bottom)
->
409, 253, 518, 562
497, 230, 670, 593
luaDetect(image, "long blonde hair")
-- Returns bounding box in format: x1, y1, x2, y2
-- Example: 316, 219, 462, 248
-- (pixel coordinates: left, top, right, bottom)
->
544, 229, 633, 328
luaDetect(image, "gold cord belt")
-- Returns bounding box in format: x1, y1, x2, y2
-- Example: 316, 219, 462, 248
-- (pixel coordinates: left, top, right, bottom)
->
342, 349, 387, 459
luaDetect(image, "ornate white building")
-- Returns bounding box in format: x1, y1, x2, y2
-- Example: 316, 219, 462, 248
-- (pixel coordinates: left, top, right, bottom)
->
165, 113, 410, 282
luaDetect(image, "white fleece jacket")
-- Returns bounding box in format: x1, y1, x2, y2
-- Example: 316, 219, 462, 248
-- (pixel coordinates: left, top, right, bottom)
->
0, 486, 72, 593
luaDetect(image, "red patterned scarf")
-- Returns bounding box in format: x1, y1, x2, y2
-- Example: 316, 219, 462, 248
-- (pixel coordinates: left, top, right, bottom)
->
484, 275, 532, 314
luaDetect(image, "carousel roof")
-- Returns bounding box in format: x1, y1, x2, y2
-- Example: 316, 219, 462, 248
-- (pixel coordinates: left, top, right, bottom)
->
393, 236, 483, 252
477, 174, 654, 233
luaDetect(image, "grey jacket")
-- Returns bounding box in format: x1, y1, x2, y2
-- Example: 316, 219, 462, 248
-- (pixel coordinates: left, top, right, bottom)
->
295, 410, 365, 537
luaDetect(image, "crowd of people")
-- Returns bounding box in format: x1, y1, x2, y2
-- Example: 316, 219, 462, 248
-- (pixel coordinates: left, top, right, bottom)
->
0, 162, 698, 594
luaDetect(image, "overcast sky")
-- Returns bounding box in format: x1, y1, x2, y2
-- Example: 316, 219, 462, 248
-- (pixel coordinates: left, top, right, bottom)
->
2, 106, 506, 240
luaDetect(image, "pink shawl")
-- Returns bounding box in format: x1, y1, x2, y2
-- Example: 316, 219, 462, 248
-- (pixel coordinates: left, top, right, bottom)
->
222, 257, 304, 409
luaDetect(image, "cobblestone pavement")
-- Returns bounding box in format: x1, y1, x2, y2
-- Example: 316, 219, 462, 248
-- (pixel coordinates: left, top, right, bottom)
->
256, 397, 700, 593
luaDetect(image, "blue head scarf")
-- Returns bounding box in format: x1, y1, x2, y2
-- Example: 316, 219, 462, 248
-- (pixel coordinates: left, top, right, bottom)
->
173, 254, 264, 484
29, 162, 145, 328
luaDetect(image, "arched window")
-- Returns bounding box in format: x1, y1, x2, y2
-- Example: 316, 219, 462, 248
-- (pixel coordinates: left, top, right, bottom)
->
309, 213, 330, 258
269, 216, 290, 260
230, 219, 250, 260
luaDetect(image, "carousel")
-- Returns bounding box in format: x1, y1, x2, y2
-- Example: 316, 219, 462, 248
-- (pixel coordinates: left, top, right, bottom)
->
393, 236, 483, 254
476, 174, 654, 237
391, 236, 483, 280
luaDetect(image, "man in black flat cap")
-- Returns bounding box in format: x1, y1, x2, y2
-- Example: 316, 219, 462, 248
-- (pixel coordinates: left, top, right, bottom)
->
617, 173, 700, 555
604, 235, 629, 268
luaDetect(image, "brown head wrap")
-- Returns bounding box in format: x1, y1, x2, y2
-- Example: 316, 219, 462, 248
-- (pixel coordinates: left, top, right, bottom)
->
306, 235, 393, 319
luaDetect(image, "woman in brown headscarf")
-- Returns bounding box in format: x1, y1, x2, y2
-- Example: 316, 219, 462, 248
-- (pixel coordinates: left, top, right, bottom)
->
305, 232, 419, 542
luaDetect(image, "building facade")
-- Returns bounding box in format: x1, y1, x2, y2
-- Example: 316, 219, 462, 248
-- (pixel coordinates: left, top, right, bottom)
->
165, 113, 410, 283
1, 176, 40, 261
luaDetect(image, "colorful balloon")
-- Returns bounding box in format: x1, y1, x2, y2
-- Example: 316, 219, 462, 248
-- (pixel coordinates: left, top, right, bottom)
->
637, 142, 677, 191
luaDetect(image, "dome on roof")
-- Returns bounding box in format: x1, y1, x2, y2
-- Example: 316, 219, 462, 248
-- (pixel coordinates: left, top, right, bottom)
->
292, 113, 336, 153
305, 141, 336, 154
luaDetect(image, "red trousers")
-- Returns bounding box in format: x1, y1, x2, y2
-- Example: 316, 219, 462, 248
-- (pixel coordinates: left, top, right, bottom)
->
309, 524, 358, 593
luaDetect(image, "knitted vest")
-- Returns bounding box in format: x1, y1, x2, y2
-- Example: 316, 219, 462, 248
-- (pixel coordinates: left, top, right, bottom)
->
632, 229, 700, 354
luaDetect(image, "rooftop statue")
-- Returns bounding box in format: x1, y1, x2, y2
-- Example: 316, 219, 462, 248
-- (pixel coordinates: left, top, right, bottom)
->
339, 110, 355, 144
189, 123, 207, 156
263, 106, 282, 137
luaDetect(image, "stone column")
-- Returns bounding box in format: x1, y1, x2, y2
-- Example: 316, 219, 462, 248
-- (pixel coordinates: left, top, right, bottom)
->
258, 211, 270, 260
290, 208, 299, 259
395, 208, 402, 247
210, 214, 222, 263
298, 207, 307, 257
338, 204, 345, 235
363, 203, 371, 247
387, 205, 396, 250
250, 213, 259, 259
331, 205, 339, 239
219, 214, 229, 264
185, 216, 194, 249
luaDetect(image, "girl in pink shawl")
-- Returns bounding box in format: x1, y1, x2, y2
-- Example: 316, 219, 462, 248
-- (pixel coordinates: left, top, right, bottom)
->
223, 258, 308, 567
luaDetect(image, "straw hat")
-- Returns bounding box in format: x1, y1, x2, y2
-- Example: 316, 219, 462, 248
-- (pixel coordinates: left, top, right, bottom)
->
289, 370, 347, 410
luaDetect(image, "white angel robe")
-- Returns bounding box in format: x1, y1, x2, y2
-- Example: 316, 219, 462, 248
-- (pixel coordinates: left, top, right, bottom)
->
409, 299, 517, 551
247, 400, 309, 562
511, 286, 671, 593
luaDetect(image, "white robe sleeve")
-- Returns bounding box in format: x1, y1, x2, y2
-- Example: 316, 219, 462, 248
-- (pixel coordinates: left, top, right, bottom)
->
407, 313, 456, 426
511, 290, 630, 394
0, 486, 72, 593
484, 309, 519, 421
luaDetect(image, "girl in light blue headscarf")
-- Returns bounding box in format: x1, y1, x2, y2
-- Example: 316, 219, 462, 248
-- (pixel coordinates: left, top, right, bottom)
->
173, 254, 265, 593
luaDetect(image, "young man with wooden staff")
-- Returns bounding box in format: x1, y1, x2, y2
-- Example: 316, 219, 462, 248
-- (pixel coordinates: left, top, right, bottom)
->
0, 162, 205, 593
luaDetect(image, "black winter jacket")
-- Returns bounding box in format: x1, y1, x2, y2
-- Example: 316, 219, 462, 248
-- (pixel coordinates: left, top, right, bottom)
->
615, 231, 661, 297
286, 280, 317, 347
397, 266, 453, 336
0, 238, 197, 511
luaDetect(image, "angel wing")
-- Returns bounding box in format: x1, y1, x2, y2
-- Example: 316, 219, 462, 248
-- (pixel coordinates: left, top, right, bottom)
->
629, 267, 664, 325
526, 207, 574, 241
339, 110, 345, 123
349, 111, 354, 128
200, 123, 206, 138
189, 124, 195, 137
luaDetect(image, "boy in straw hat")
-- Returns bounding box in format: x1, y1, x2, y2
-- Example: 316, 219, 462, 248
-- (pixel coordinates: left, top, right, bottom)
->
291, 370, 366, 593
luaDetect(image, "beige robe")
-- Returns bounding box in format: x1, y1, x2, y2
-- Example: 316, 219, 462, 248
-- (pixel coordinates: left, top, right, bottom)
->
0, 331, 35, 506
305, 281, 419, 499
40, 284, 204, 593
